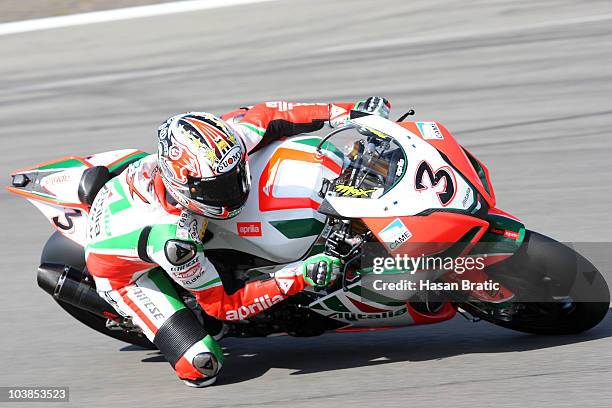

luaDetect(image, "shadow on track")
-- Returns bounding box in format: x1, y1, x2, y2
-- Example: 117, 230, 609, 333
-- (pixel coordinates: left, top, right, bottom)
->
126, 310, 612, 386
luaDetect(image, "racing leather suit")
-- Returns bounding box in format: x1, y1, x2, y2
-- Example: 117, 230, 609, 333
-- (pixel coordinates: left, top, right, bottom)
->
85, 101, 356, 382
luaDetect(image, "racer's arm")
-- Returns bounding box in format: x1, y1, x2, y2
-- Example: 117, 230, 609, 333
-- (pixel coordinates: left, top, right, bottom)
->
144, 226, 337, 321
221, 97, 390, 153
222, 101, 354, 153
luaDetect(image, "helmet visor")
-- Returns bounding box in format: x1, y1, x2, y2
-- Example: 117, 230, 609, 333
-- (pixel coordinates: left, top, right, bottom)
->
187, 161, 250, 210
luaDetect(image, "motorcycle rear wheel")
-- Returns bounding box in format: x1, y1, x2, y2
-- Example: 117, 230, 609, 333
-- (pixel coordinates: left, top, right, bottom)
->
56, 299, 156, 349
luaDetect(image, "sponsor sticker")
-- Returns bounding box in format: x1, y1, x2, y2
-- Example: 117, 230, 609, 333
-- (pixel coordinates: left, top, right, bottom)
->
178, 267, 206, 286
177, 211, 190, 239
416, 122, 444, 140
489, 227, 520, 240
335, 184, 375, 197
462, 187, 472, 208
177, 212, 207, 242
225, 294, 284, 320
378, 218, 412, 250
327, 308, 407, 321
215, 145, 242, 173
170, 257, 199, 272
265, 101, 327, 112
396, 158, 405, 177
187, 220, 199, 241
128, 287, 164, 320
504, 230, 520, 240
42, 173, 71, 187
89, 205, 104, 239
237, 222, 262, 237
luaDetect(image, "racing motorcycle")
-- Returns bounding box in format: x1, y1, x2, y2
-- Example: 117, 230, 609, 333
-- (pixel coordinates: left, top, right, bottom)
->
8, 112, 610, 349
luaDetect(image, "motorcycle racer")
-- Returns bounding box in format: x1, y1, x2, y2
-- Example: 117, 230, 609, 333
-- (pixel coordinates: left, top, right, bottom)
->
84, 97, 391, 387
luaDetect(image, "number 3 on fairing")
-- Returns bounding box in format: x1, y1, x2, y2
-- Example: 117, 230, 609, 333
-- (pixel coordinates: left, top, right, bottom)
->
414, 160, 456, 206
52, 210, 82, 231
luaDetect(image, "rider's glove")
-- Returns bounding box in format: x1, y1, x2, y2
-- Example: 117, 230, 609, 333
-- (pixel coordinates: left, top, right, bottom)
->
301, 254, 341, 288
354, 96, 391, 119
329, 96, 391, 127
273, 254, 341, 295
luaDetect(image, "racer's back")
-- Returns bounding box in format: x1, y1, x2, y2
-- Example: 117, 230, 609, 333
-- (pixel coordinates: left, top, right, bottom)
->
85, 154, 208, 291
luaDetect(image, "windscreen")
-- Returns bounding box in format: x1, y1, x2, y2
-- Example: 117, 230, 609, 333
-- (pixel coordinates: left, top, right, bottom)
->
327, 127, 407, 199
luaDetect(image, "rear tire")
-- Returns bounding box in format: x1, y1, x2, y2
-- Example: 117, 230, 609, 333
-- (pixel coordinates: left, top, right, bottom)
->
56, 299, 156, 349
40, 232, 156, 349
467, 230, 610, 335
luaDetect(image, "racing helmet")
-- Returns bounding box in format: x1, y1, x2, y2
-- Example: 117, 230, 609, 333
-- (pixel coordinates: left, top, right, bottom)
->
157, 112, 250, 219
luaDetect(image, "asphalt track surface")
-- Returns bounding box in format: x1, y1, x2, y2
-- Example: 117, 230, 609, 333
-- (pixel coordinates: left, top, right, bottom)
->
1, 0, 612, 407
0, 0, 189, 23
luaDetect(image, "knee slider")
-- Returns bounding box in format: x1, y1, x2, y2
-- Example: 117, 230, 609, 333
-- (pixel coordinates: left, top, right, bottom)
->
153, 308, 207, 368
193, 352, 220, 377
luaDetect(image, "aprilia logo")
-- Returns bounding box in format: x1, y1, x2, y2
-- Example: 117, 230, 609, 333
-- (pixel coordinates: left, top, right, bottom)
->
225, 294, 284, 320
489, 227, 520, 240
237, 222, 262, 236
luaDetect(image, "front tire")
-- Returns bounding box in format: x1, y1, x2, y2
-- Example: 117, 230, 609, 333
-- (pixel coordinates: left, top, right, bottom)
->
466, 230, 610, 335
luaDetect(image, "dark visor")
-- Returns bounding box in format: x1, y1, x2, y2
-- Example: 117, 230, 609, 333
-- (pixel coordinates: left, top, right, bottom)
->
187, 162, 250, 209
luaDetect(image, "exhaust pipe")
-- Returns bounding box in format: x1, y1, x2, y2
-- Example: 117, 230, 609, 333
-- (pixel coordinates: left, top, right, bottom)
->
37, 263, 119, 320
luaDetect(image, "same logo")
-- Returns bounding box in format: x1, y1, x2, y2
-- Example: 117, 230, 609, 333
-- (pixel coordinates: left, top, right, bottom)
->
378, 218, 412, 251
416, 122, 444, 140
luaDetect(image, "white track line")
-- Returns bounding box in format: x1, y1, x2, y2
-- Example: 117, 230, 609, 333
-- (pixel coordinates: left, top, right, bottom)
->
0, 0, 279, 36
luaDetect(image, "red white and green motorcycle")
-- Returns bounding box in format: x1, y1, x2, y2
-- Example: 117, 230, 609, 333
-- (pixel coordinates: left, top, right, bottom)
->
8, 112, 609, 348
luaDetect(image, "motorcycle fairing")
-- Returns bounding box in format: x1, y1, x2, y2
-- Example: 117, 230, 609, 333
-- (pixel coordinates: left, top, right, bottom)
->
362, 212, 489, 256
320, 115, 479, 219
361, 201, 525, 267
9, 156, 92, 212
399, 121, 496, 207
472, 207, 526, 266
316, 115, 525, 260
204, 136, 344, 263
308, 280, 457, 328
8, 149, 147, 246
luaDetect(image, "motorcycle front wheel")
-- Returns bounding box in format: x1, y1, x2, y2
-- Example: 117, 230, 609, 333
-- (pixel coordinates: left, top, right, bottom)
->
463, 230, 610, 335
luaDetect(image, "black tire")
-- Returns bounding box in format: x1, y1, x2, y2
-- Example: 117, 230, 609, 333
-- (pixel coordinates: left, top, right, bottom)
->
56, 299, 156, 349
467, 230, 610, 335
40, 232, 156, 348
